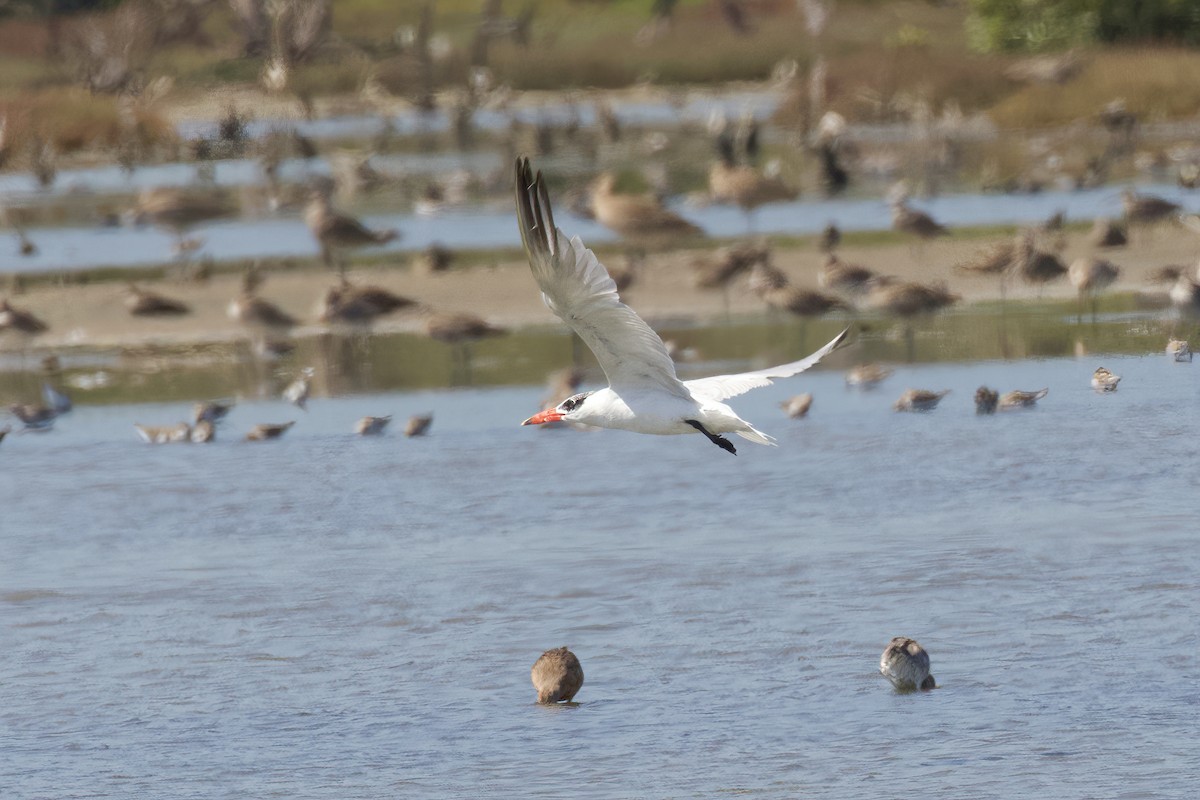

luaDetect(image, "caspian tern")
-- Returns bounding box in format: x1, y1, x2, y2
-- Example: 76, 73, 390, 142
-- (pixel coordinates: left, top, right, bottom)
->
514, 158, 848, 455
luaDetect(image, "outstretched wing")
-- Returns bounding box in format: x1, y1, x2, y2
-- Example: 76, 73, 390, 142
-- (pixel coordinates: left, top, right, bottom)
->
515, 158, 689, 399
685, 328, 849, 402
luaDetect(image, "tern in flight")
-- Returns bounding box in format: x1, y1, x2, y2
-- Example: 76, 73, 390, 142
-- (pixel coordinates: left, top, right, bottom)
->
515, 158, 848, 455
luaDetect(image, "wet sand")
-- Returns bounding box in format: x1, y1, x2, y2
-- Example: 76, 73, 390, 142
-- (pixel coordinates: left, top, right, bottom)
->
1, 226, 1189, 353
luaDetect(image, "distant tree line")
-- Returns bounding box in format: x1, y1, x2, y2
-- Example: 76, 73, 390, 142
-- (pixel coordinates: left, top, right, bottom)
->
0, 0, 120, 15
968, 0, 1200, 52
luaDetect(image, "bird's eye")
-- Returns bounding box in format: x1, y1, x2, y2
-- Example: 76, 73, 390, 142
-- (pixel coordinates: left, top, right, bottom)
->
561, 398, 575, 411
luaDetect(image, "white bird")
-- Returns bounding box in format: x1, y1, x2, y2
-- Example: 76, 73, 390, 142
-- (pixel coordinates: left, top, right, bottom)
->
515, 158, 848, 455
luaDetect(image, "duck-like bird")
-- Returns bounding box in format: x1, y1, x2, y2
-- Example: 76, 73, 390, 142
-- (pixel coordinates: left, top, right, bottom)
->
515, 158, 847, 455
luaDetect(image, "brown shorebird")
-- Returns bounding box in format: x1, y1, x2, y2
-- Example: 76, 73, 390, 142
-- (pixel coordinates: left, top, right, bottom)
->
999, 387, 1048, 409
692, 240, 769, 313
818, 254, 877, 297
227, 269, 298, 333
355, 415, 391, 436
1068, 257, 1120, 318
1014, 230, 1067, 292
1088, 217, 1127, 248
748, 260, 848, 320
867, 280, 958, 317
134, 187, 236, 257
9, 403, 56, 430
305, 178, 399, 279
133, 422, 191, 444
780, 393, 813, 419
708, 128, 797, 231
893, 389, 950, 411
318, 281, 417, 325
890, 199, 948, 241
425, 311, 506, 345
193, 401, 233, 425
974, 386, 999, 414
125, 284, 190, 316
191, 420, 216, 443
1122, 189, 1179, 229
589, 172, 702, 241
955, 239, 1017, 298
846, 364, 893, 389
418, 243, 455, 274
880, 637, 935, 692
245, 421, 295, 441
531, 646, 584, 704
1091, 367, 1120, 392
0, 298, 49, 335
405, 413, 433, 437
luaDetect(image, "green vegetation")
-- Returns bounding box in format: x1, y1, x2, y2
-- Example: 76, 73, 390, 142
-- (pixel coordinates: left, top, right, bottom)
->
967, 0, 1200, 53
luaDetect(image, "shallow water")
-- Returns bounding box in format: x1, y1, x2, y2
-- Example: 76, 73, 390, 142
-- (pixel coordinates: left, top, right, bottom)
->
3, 348, 1198, 798
6, 181, 1193, 273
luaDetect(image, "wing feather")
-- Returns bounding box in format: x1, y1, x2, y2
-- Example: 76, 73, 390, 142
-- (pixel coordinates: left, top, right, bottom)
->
515, 158, 689, 399
685, 328, 849, 402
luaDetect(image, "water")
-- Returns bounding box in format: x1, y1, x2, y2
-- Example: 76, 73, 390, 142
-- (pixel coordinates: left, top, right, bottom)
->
4, 351, 1198, 798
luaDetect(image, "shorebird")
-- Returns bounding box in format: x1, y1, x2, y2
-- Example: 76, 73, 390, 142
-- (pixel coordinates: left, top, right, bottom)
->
1014, 230, 1067, 292
999, 387, 1048, 409
1088, 217, 1127, 248
305, 178, 399, 279
193, 401, 233, 425
531, 646, 584, 704
589, 172, 702, 242
955, 239, 1017, 298
1122, 189, 1180, 230
974, 386, 999, 414
692, 240, 769, 314
425, 311, 506, 382
318, 281, 417, 325
1068, 257, 1120, 319
228, 268, 298, 333
1092, 367, 1121, 392
890, 198, 948, 242
818, 254, 877, 297
134, 422, 191, 444
516, 157, 847, 454
867, 280, 958, 317
708, 127, 797, 231
191, 420, 215, 443
893, 389, 950, 412
0, 298, 49, 335
8, 403, 56, 430
246, 421, 295, 441
1166, 339, 1192, 362
880, 637, 935, 692
125, 284, 190, 316
355, 415, 391, 436
284, 367, 313, 409
818, 222, 841, 254
405, 413, 433, 437
846, 364, 892, 389
133, 187, 236, 258
780, 393, 813, 419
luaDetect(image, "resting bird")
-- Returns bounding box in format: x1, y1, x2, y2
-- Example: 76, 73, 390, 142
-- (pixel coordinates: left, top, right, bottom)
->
880, 637, 935, 692
516, 158, 847, 455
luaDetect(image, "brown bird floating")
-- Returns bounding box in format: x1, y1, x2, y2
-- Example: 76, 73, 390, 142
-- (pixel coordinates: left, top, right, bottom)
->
531, 646, 584, 704
893, 388, 950, 412
880, 637, 935, 692
355, 415, 392, 436
245, 421, 296, 441
404, 413, 433, 437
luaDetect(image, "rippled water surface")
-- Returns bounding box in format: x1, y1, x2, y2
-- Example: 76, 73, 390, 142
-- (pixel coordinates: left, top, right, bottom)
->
3, 353, 1198, 798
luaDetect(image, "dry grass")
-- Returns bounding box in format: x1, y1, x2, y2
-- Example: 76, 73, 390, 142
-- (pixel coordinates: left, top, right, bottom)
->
0, 89, 175, 155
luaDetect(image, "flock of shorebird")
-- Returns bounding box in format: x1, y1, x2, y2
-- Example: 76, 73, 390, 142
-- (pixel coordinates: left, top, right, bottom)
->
530, 636, 935, 705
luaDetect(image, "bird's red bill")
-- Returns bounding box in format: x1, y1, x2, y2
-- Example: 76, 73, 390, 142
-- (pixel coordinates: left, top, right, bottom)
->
522, 408, 564, 426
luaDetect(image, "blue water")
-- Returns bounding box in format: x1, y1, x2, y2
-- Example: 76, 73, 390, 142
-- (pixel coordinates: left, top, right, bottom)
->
3, 351, 1198, 798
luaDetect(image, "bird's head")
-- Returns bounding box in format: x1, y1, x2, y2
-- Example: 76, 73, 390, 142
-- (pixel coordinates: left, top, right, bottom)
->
522, 391, 594, 426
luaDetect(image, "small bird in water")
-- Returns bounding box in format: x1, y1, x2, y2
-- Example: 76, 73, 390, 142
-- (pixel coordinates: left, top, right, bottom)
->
246, 421, 295, 441
355, 415, 391, 436
1091, 367, 1121, 392
405, 413, 433, 437
193, 401, 233, 425
999, 387, 1048, 410
974, 386, 999, 414
1166, 339, 1192, 362
893, 389, 950, 412
191, 420, 215, 443
133, 422, 191, 444
846, 364, 893, 389
284, 367, 314, 410
880, 637, 935, 692
780, 393, 813, 419
9, 403, 56, 431
531, 646, 584, 704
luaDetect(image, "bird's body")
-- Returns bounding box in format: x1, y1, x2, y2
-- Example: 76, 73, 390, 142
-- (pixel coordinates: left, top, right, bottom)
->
974, 386, 999, 414
191, 420, 215, 443
868, 280, 958, 317
405, 414, 433, 437
0, 298, 49, 335
134, 422, 191, 444
355, 415, 391, 436
1092, 367, 1121, 392
846, 364, 892, 389
125, 284, 190, 316
999, 387, 1048, 410
589, 173, 702, 240
818, 255, 876, 296
246, 421, 295, 441
9, 403, 56, 430
134, 187, 236, 254
193, 401, 233, 425
320, 282, 416, 324
780, 393, 813, 419
891, 201, 948, 240
1122, 190, 1179, 226
531, 646, 584, 704
1088, 217, 1127, 248
305, 182, 399, 278
1069, 257, 1120, 300
284, 368, 313, 409
880, 637, 935, 692
893, 389, 950, 412
228, 269, 297, 332
424, 311, 506, 344
516, 158, 847, 454
1166, 339, 1192, 362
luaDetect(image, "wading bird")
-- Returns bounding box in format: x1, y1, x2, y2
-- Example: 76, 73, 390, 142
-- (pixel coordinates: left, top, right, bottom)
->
515, 158, 847, 455
531, 646, 584, 704
880, 637, 935, 692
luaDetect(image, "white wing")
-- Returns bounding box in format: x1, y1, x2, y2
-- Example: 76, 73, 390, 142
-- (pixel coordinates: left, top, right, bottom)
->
515, 159, 690, 399
685, 327, 849, 402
